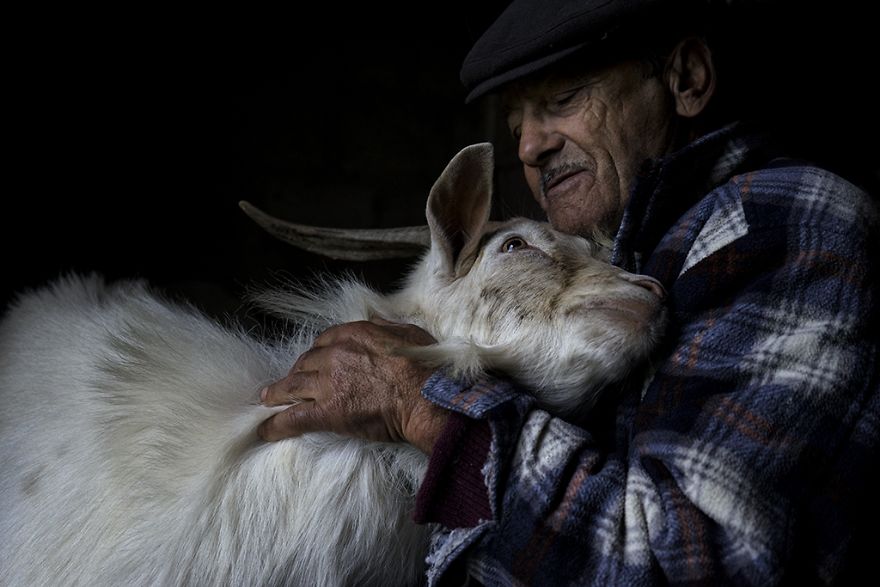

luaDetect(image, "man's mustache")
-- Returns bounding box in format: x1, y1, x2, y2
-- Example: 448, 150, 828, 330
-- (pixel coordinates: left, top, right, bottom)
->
540, 161, 593, 196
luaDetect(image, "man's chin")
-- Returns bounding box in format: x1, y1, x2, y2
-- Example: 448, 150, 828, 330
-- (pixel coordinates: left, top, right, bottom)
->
547, 212, 594, 238
544, 183, 621, 239
547, 204, 619, 240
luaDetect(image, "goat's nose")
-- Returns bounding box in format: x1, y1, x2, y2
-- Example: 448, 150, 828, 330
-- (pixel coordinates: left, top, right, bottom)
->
618, 273, 667, 301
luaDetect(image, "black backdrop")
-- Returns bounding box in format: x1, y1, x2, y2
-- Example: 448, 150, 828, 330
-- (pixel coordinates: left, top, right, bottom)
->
5, 4, 527, 318
5, 2, 878, 319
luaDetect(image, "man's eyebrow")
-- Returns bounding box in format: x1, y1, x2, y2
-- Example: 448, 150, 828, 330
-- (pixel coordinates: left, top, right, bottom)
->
552, 73, 601, 91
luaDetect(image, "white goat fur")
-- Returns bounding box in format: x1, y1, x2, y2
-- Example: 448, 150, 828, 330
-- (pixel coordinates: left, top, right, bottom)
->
0, 144, 665, 586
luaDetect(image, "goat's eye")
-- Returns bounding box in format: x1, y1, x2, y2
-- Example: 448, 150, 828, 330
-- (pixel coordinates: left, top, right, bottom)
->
501, 237, 527, 252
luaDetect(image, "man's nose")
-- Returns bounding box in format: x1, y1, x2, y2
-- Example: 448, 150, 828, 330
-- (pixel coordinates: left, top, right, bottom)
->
518, 113, 564, 167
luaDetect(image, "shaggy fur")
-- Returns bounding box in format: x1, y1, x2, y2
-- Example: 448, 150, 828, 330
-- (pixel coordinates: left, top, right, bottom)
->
0, 144, 665, 586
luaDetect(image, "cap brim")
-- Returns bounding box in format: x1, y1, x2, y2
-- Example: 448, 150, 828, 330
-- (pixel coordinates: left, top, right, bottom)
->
464, 41, 591, 104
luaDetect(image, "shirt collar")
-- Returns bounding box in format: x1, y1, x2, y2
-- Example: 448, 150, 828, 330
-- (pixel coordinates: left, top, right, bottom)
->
611, 121, 771, 272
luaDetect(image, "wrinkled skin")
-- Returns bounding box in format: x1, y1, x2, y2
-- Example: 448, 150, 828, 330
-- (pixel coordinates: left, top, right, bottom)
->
259, 319, 446, 453
260, 38, 714, 453
505, 59, 674, 238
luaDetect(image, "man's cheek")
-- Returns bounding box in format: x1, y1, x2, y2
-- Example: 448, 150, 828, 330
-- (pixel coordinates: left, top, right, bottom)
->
524, 169, 545, 208
579, 98, 607, 133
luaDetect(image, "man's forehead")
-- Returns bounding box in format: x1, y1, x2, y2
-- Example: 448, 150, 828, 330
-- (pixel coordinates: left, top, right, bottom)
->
500, 77, 569, 109
500, 60, 615, 107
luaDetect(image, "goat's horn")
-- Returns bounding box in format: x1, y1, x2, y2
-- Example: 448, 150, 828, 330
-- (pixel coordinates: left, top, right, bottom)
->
239, 201, 431, 261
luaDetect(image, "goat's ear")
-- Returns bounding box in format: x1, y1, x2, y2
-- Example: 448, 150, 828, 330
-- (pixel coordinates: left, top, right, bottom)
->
426, 143, 494, 277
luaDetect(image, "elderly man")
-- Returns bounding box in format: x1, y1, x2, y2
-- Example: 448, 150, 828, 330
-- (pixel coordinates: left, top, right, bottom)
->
259, 1, 878, 584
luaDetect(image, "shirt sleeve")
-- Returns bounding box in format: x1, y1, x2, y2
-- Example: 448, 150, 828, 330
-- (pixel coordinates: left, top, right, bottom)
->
415, 168, 880, 586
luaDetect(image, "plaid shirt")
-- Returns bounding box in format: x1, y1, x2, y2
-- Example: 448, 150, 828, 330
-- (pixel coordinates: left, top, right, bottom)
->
415, 124, 879, 585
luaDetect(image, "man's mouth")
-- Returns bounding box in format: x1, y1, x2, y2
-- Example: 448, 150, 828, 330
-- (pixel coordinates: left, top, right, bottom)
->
542, 165, 594, 200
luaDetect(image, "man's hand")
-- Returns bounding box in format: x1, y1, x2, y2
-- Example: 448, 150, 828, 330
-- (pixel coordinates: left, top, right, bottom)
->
257, 318, 449, 454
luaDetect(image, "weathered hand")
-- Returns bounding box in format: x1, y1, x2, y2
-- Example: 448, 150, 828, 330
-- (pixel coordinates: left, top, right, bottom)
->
258, 318, 449, 454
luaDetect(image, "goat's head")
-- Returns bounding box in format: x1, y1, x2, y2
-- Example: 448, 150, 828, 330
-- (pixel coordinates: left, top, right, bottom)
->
399, 144, 666, 417
242, 144, 666, 419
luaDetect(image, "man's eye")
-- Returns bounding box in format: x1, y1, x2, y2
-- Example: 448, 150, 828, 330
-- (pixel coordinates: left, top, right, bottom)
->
549, 86, 587, 110
511, 126, 522, 141
553, 91, 578, 106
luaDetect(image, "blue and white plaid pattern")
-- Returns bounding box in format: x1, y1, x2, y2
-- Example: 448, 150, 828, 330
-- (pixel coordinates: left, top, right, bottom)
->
421, 125, 879, 585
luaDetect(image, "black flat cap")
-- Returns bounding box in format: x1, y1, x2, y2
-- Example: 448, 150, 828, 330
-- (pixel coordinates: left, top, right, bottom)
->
461, 0, 705, 102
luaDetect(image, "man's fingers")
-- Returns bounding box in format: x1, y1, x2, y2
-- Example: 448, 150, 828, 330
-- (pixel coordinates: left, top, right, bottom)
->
311, 322, 366, 347
312, 320, 395, 349
289, 340, 348, 376
260, 370, 318, 406
369, 316, 400, 326
257, 402, 322, 442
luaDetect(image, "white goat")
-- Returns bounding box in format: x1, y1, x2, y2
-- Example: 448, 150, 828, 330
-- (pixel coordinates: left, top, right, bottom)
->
0, 144, 665, 586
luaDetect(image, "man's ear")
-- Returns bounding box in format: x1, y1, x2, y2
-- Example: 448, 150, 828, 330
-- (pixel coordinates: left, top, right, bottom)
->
665, 37, 716, 118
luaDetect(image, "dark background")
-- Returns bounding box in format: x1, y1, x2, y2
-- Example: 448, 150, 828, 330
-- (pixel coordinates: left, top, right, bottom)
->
5, 2, 878, 321
4, 3, 532, 320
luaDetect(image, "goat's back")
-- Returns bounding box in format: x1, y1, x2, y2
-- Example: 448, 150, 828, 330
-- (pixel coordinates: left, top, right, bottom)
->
0, 275, 429, 586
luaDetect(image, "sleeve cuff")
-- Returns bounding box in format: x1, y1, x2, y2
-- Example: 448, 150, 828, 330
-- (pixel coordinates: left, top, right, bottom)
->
413, 411, 493, 528
420, 370, 519, 419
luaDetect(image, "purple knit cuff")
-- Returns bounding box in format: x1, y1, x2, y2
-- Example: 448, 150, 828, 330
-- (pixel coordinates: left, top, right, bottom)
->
413, 411, 493, 528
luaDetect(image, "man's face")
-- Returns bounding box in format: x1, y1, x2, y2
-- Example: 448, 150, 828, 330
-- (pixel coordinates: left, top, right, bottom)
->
504, 59, 674, 237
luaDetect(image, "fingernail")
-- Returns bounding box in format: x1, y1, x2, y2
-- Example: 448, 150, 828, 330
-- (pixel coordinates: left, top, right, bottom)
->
259, 386, 268, 403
